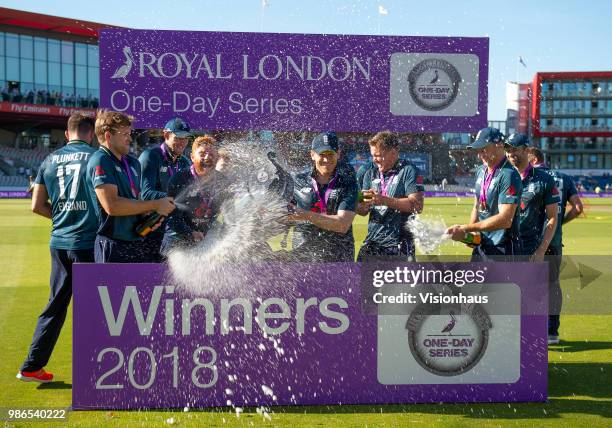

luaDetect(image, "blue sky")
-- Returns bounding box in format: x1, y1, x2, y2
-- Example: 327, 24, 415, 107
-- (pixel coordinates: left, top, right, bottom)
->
5, 0, 611, 120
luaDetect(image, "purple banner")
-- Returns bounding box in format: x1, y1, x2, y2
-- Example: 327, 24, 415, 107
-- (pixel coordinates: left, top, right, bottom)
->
425, 191, 474, 197
73, 262, 547, 410
0, 191, 29, 198
100, 30, 488, 132
579, 192, 612, 198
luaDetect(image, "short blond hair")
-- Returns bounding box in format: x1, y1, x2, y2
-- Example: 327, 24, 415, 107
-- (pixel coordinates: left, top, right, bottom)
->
368, 131, 399, 151
95, 109, 134, 141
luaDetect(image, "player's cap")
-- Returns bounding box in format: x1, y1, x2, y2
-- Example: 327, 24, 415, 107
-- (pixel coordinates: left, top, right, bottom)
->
468, 127, 504, 149
504, 133, 530, 148
311, 132, 339, 154
163, 117, 192, 138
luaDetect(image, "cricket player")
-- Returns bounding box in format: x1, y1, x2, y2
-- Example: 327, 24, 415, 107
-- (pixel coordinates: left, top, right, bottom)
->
289, 132, 358, 261
356, 131, 424, 260
87, 110, 175, 263
446, 127, 523, 259
504, 133, 559, 261
17, 113, 97, 383
528, 146, 583, 344
139, 117, 193, 260
162, 136, 229, 253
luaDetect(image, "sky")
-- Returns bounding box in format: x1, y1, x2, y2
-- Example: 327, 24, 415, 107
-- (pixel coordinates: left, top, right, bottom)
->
4, 0, 612, 120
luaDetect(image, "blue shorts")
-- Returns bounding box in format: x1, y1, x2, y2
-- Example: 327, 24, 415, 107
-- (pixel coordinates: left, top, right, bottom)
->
357, 240, 415, 261
471, 238, 522, 261
94, 235, 155, 263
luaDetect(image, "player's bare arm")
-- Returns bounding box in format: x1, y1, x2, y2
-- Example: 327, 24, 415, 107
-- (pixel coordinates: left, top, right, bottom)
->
31, 184, 52, 219
363, 189, 423, 214
532, 203, 558, 262
95, 184, 175, 216
446, 203, 517, 241
290, 207, 356, 234
563, 194, 584, 225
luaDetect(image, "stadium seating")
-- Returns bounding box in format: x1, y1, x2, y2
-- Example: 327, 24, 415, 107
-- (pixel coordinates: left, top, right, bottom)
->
0, 175, 28, 188
0, 147, 49, 169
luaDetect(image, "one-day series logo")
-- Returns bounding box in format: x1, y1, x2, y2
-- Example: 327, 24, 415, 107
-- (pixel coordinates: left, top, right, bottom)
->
389, 52, 480, 117
406, 303, 492, 376
407, 58, 461, 111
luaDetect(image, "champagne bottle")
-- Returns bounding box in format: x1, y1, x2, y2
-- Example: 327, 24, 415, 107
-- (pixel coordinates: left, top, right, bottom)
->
461, 232, 481, 246
135, 212, 165, 237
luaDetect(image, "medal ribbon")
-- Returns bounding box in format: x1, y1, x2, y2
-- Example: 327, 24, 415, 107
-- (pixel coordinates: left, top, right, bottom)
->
99, 145, 139, 199
311, 174, 338, 214
379, 171, 397, 197
480, 158, 507, 206
121, 156, 139, 199
520, 163, 533, 180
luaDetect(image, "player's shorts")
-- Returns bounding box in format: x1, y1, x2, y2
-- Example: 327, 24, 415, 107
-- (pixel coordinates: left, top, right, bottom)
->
94, 235, 155, 263
357, 240, 415, 262
292, 243, 355, 262
471, 238, 522, 261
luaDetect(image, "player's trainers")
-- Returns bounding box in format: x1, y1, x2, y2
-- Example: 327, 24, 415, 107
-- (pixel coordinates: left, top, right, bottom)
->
16, 369, 54, 383
548, 335, 560, 345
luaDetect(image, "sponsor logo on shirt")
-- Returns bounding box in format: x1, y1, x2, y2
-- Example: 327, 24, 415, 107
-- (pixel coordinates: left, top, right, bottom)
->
311, 200, 323, 213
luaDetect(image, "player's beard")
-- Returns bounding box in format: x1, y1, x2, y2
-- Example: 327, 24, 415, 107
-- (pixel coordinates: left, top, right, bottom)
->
201, 158, 215, 169
195, 159, 215, 177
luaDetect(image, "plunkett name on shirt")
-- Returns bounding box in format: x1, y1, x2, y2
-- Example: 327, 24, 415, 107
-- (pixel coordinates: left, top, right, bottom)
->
51, 152, 91, 164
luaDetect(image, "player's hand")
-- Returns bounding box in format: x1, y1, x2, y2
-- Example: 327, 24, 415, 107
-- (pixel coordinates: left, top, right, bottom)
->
191, 231, 205, 242
362, 189, 375, 202
155, 197, 175, 216
363, 189, 387, 206
445, 224, 467, 242
530, 249, 546, 262
285, 204, 308, 222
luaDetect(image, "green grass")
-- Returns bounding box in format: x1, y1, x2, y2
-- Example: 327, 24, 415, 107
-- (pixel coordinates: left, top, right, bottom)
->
1, 198, 610, 427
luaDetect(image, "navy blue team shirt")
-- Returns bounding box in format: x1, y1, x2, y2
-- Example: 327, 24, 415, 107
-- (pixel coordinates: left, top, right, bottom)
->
86, 146, 143, 242
34, 140, 98, 250
357, 159, 424, 249
292, 167, 358, 261
536, 165, 578, 251
138, 143, 191, 200
164, 167, 230, 244
473, 158, 523, 247
518, 165, 560, 254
